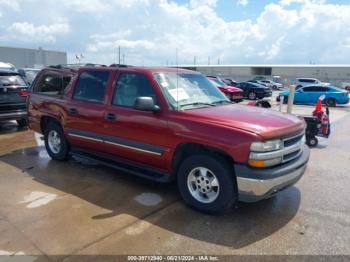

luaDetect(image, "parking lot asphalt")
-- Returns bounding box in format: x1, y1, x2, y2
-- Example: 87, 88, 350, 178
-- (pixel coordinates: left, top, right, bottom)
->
0, 102, 349, 261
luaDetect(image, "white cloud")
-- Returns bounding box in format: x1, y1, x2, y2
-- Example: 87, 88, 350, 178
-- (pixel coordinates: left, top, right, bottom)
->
61, 0, 110, 13
0, 0, 20, 11
4, 22, 69, 43
237, 0, 249, 6
0, 0, 349, 65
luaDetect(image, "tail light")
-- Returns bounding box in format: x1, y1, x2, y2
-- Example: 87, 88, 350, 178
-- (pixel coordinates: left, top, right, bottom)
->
17, 91, 30, 97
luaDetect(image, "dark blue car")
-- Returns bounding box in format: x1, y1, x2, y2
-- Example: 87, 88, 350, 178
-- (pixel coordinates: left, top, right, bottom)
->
278, 85, 349, 107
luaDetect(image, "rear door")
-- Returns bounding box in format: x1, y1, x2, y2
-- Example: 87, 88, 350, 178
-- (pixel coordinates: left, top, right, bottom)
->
64, 70, 111, 152
102, 71, 169, 170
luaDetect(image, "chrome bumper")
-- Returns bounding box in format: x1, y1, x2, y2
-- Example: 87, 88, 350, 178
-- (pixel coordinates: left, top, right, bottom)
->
236, 145, 309, 202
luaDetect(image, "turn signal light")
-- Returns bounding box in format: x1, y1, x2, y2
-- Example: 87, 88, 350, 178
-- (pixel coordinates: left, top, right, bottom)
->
248, 159, 266, 168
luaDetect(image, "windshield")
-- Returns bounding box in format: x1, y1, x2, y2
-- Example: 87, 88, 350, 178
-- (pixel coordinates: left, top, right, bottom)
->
154, 73, 229, 110
0, 73, 27, 87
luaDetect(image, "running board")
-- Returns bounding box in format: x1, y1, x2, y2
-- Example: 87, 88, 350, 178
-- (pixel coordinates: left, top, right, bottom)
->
71, 147, 174, 183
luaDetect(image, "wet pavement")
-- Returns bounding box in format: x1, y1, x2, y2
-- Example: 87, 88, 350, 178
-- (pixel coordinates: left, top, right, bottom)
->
0, 104, 349, 260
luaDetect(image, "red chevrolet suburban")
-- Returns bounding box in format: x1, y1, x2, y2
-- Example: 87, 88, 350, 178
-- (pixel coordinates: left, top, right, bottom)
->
27, 65, 310, 214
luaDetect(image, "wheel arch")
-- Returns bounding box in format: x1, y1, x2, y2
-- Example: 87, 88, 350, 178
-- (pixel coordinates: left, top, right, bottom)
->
40, 115, 62, 133
172, 142, 236, 177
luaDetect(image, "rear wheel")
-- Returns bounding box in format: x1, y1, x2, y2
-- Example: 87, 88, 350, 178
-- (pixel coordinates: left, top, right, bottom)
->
44, 121, 70, 161
248, 92, 257, 100
283, 96, 288, 104
326, 98, 336, 107
307, 136, 318, 147
177, 154, 237, 214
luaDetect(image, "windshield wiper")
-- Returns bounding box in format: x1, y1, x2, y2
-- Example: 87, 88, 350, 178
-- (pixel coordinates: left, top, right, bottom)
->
211, 100, 233, 105
180, 102, 216, 109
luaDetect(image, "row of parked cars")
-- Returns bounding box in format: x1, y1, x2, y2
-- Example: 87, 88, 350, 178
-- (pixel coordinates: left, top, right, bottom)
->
206, 76, 274, 102
206, 75, 349, 107
0, 62, 40, 127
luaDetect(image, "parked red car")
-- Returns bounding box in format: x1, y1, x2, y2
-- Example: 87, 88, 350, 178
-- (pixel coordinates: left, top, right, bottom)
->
207, 76, 244, 102
27, 65, 309, 214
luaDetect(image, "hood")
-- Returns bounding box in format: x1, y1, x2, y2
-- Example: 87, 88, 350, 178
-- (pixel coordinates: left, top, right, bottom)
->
183, 104, 305, 139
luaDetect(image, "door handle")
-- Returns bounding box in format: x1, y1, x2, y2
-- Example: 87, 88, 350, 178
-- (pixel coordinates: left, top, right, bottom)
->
105, 112, 117, 121
68, 108, 78, 115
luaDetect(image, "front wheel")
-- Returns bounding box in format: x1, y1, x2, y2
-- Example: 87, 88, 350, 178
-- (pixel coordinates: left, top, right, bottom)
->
44, 121, 70, 161
177, 154, 237, 214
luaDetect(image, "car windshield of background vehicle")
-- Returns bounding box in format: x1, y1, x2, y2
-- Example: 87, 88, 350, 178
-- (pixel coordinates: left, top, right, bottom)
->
154, 73, 229, 110
0, 73, 27, 87
212, 78, 226, 86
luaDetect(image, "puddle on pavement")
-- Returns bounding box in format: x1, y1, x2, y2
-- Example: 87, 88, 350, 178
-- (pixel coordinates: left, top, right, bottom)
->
34, 132, 45, 147
20, 191, 58, 208
0, 250, 26, 255
134, 193, 163, 206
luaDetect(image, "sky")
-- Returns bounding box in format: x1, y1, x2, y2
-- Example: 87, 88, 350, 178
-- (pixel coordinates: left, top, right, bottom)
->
0, 0, 350, 66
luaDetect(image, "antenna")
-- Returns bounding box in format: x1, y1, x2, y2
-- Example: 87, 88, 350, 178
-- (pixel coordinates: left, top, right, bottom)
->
176, 48, 179, 110
118, 46, 121, 64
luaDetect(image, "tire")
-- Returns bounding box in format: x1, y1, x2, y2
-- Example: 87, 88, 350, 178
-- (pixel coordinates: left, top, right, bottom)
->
248, 92, 257, 100
306, 136, 318, 147
44, 121, 70, 161
326, 98, 336, 107
17, 118, 28, 128
283, 96, 288, 104
177, 154, 237, 214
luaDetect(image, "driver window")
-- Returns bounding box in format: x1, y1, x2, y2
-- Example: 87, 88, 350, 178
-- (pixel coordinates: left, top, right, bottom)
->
113, 72, 157, 107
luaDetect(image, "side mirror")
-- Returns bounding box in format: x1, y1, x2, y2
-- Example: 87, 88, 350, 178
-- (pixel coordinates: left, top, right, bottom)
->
134, 97, 160, 112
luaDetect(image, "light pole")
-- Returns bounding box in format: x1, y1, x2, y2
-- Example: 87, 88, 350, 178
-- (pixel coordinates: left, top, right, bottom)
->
75, 54, 84, 64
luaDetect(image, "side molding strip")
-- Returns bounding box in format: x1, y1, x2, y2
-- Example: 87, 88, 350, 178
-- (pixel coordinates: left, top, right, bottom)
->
67, 129, 164, 156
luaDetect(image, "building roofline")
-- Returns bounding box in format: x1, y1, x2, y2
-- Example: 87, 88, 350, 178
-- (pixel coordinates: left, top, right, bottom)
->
0, 46, 66, 54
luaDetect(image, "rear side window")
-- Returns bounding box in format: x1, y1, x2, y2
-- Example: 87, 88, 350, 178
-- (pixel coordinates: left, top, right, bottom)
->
33, 72, 70, 96
303, 86, 319, 92
73, 71, 109, 103
299, 79, 316, 83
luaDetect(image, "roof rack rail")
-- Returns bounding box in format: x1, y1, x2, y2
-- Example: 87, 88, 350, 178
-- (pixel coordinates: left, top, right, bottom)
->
109, 64, 132, 68
49, 63, 107, 70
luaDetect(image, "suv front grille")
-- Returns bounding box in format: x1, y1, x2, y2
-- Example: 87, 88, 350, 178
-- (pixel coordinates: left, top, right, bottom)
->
281, 132, 304, 163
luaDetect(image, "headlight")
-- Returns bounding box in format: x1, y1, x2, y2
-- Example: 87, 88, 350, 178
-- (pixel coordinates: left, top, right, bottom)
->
250, 140, 282, 152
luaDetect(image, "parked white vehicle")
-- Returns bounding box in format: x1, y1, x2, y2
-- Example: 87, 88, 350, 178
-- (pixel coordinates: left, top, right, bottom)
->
0, 62, 16, 71
260, 80, 283, 89
295, 78, 330, 89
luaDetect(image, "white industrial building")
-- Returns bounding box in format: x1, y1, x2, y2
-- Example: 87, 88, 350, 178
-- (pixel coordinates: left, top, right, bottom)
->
178, 64, 350, 86
0, 46, 67, 69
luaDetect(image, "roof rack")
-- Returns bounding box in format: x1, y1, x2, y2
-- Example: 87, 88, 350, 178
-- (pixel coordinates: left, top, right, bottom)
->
49, 63, 107, 70
109, 64, 132, 68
